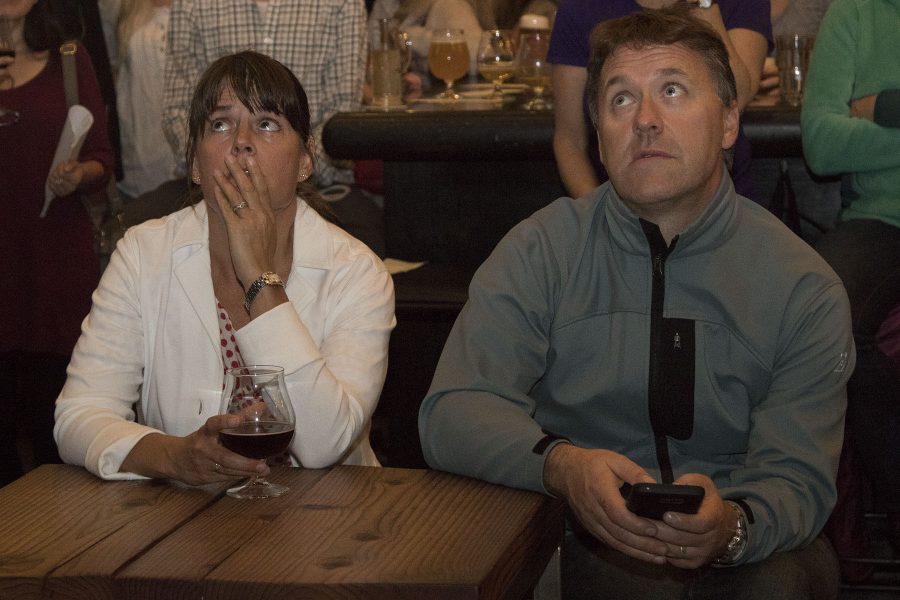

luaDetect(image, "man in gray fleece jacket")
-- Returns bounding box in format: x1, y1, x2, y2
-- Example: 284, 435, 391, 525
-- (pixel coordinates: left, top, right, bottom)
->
419, 6, 854, 599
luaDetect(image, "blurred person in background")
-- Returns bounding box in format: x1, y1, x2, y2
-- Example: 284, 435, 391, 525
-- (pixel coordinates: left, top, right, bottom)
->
549, 0, 770, 204
801, 0, 900, 563
98, 0, 178, 209
0, 0, 113, 486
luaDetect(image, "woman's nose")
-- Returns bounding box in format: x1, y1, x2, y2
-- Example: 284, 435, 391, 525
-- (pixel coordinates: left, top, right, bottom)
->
231, 122, 255, 156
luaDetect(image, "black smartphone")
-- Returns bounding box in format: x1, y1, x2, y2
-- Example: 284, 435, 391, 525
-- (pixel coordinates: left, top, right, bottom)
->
620, 483, 705, 520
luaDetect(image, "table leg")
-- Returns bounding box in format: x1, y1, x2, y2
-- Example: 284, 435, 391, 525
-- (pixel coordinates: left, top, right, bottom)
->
533, 544, 561, 600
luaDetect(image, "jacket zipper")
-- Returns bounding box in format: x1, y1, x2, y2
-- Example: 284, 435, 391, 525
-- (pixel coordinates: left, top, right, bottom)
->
642, 221, 677, 484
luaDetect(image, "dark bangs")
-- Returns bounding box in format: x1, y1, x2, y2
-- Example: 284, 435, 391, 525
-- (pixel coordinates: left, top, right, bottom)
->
185, 51, 312, 169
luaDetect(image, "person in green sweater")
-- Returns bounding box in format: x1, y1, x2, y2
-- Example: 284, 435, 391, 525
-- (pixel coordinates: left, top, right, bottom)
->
801, 0, 900, 552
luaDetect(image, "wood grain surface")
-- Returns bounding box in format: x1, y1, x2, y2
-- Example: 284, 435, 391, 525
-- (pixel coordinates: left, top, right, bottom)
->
0, 464, 227, 599
1, 465, 563, 600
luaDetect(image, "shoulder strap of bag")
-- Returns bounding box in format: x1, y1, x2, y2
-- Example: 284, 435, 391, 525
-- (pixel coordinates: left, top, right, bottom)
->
60, 41, 79, 108
58, 40, 126, 266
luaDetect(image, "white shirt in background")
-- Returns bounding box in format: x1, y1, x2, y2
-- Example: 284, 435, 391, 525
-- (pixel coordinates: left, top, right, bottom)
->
116, 5, 179, 198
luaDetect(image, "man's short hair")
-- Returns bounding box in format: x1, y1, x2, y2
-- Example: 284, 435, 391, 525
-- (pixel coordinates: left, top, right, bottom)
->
586, 5, 738, 129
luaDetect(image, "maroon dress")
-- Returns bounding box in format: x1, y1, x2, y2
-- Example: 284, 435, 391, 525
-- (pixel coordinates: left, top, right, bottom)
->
0, 44, 113, 356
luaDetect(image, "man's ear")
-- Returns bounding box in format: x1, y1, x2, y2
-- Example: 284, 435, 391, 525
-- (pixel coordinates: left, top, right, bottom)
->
721, 100, 739, 151
596, 128, 605, 165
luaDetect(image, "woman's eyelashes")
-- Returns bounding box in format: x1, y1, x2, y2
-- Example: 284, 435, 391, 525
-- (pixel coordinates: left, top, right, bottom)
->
207, 113, 284, 135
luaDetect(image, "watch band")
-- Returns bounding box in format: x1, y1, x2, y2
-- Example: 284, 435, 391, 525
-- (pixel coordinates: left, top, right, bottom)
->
244, 271, 285, 312
714, 501, 748, 565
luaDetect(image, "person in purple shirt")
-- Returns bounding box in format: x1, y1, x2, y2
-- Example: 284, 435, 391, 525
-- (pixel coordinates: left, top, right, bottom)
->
549, 0, 771, 203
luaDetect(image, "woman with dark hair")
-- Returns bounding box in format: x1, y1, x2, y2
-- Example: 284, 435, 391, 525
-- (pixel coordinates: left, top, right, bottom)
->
54, 51, 396, 485
0, 0, 113, 486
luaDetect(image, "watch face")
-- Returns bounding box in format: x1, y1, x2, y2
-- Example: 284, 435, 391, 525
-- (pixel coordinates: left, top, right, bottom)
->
262, 272, 284, 286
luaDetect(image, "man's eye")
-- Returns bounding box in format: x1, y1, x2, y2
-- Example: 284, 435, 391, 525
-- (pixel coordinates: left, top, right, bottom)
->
664, 84, 683, 97
210, 119, 231, 132
612, 94, 632, 107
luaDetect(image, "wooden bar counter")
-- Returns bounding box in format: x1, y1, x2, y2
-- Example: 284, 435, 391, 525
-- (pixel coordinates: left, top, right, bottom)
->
323, 103, 800, 162
0, 464, 564, 599
322, 102, 800, 267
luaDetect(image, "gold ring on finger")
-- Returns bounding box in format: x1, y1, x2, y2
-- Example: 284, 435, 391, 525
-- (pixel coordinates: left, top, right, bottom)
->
231, 201, 249, 213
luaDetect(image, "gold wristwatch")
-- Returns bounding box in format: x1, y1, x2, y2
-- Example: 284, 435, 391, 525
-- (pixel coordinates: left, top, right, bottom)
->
244, 271, 285, 312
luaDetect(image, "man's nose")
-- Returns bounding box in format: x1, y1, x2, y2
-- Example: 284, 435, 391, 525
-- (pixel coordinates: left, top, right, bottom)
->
633, 98, 662, 135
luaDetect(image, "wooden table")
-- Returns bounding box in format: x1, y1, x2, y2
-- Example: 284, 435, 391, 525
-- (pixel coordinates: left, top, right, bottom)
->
0, 464, 564, 599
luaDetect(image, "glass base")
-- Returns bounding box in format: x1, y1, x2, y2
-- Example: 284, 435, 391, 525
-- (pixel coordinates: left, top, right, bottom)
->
226, 477, 289, 499
525, 91, 550, 110
436, 83, 461, 100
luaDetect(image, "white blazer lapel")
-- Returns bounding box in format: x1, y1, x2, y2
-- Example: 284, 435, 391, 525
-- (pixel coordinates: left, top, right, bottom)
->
287, 202, 332, 315
173, 208, 220, 354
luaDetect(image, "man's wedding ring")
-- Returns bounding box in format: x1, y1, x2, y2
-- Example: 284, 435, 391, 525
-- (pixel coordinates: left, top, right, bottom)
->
679, 545, 687, 556
231, 201, 249, 213
214, 462, 222, 472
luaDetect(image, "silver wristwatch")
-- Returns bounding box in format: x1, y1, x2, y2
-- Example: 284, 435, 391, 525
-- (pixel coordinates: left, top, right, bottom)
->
714, 501, 748, 565
697, 0, 714, 7
244, 271, 285, 312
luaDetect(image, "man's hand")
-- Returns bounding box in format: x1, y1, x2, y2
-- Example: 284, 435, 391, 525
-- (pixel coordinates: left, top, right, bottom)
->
757, 56, 780, 98
543, 444, 671, 564
649, 473, 737, 568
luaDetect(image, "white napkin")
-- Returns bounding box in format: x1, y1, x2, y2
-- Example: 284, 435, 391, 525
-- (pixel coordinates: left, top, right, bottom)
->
382, 258, 427, 274
41, 104, 94, 217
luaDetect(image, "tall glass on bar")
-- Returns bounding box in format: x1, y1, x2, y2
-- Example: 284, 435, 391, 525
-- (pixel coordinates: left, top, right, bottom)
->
428, 28, 469, 100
